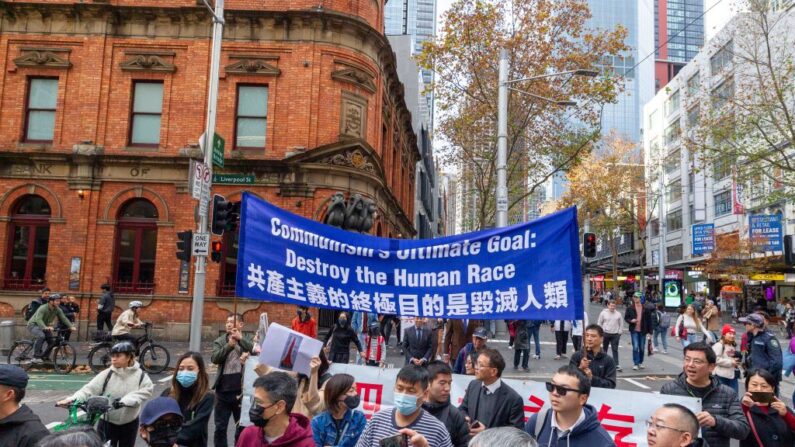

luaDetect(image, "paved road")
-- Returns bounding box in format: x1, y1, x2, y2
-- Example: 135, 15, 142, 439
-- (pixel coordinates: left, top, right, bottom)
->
15, 301, 795, 446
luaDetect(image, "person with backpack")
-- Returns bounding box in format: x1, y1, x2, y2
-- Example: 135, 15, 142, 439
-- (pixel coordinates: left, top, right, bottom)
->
26, 293, 74, 361
363, 321, 386, 366
97, 283, 115, 332
23, 287, 49, 323
57, 342, 154, 447
57, 295, 80, 341
653, 304, 671, 354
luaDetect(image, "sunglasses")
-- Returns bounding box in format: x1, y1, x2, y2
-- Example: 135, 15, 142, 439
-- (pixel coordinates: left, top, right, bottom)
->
545, 382, 581, 396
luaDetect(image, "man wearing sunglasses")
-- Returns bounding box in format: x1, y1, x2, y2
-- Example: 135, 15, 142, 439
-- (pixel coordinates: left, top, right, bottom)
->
524, 365, 614, 446
647, 403, 708, 447
138, 397, 184, 447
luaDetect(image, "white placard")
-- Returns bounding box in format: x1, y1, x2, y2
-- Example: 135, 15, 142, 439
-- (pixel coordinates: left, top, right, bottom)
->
191, 161, 210, 201
258, 323, 324, 377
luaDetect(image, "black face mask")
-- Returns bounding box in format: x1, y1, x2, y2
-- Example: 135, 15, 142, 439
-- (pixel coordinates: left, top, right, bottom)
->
145, 425, 181, 447
250, 403, 276, 428
344, 394, 361, 409
338, 318, 348, 327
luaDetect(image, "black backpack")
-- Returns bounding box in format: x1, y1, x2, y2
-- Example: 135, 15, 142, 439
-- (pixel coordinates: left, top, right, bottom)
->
24, 300, 42, 321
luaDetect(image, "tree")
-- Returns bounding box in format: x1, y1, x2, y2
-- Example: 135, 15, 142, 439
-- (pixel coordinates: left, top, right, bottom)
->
418, 0, 628, 229
687, 0, 795, 204
558, 135, 650, 292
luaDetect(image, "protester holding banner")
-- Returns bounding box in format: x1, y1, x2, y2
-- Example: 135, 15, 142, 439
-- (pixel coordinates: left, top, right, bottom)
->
354, 365, 453, 447
238, 372, 315, 447
453, 327, 489, 375
739, 368, 795, 447
292, 306, 317, 339
569, 324, 617, 389
646, 403, 707, 447
402, 317, 436, 366
212, 313, 254, 447
422, 361, 470, 447
310, 373, 367, 447
324, 312, 365, 364
660, 342, 749, 447
162, 351, 215, 447
459, 348, 524, 435
524, 365, 615, 446
443, 318, 480, 366
598, 301, 624, 371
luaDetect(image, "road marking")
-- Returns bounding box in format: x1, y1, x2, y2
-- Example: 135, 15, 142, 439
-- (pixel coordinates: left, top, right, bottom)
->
623, 378, 651, 390
159, 375, 173, 383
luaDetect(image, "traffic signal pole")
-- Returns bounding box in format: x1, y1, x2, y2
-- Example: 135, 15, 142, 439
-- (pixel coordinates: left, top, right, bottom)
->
189, 0, 224, 352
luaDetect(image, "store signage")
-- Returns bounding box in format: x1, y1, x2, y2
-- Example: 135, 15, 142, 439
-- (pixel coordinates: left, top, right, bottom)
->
691, 223, 714, 255
750, 273, 785, 281
749, 214, 783, 251
664, 279, 682, 307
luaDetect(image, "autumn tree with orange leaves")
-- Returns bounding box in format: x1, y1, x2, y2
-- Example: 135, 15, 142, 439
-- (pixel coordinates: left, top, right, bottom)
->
417, 0, 628, 229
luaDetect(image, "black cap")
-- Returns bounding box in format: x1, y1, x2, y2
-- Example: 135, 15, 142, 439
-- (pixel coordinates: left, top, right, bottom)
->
0, 365, 29, 389
101, 283, 111, 290
473, 327, 488, 339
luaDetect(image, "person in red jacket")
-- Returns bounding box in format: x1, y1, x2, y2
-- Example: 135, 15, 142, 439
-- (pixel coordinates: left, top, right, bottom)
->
291, 306, 317, 339
237, 372, 314, 447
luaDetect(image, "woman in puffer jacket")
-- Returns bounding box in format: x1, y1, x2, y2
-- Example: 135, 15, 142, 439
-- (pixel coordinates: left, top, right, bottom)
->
57, 341, 154, 447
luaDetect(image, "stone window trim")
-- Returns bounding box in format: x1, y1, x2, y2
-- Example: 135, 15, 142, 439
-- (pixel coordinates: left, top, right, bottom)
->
224, 54, 281, 77
120, 50, 177, 73
13, 47, 72, 70
331, 59, 377, 94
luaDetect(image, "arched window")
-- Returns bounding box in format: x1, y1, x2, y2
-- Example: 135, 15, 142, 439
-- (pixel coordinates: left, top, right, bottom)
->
4, 195, 51, 290
114, 199, 158, 293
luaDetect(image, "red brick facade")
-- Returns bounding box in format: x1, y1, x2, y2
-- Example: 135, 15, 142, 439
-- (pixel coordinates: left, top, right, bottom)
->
0, 1, 419, 340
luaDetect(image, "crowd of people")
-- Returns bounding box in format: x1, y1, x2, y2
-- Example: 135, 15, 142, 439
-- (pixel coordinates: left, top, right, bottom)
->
2, 289, 795, 447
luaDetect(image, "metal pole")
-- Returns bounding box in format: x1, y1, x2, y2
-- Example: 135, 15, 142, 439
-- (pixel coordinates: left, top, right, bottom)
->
189, 0, 224, 352
583, 218, 591, 307
658, 152, 666, 299
496, 49, 509, 228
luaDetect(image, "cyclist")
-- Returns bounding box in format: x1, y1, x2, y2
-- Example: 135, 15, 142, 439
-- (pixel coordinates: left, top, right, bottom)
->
26, 293, 75, 362
57, 342, 154, 447
112, 301, 145, 345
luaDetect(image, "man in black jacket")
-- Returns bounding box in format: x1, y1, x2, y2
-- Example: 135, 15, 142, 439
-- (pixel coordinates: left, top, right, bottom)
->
570, 324, 617, 389
423, 361, 470, 447
211, 313, 253, 447
624, 294, 654, 370
402, 317, 436, 366
660, 342, 749, 447
459, 348, 524, 437
97, 283, 114, 332
0, 365, 48, 447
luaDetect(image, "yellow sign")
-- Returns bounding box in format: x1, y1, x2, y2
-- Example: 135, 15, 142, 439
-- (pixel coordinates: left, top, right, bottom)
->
750, 273, 785, 281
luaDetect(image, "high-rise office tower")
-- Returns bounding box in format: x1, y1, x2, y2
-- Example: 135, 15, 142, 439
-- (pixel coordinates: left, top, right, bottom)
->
655, 0, 705, 90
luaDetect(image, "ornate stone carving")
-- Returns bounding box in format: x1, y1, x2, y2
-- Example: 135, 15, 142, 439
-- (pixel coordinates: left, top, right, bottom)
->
324, 192, 376, 233
225, 54, 281, 76
340, 91, 367, 139
120, 51, 177, 73
13, 47, 72, 69
321, 149, 376, 174
331, 59, 376, 93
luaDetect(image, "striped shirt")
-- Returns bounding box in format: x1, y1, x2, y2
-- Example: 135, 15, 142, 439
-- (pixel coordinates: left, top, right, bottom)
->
355, 408, 453, 447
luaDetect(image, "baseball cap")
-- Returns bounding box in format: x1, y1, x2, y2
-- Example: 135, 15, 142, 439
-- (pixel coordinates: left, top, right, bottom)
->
0, 365, 28, 389
738, 314, 764, 327
139, 397, 184, 426
473, 327, 489, 339
721, 324, 735, 336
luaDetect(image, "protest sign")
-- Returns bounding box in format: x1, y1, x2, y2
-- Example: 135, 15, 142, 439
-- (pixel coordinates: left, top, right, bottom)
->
236, 193, 583, 320
238, 357, 258, 426
258, 323, 324, 376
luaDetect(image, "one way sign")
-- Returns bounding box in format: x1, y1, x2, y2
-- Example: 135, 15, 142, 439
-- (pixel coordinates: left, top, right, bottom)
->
192, 232, 210, 256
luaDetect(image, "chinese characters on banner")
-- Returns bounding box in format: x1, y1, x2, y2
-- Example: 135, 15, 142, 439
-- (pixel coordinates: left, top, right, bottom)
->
331, 364, 700, 447
235, 193, 584, 320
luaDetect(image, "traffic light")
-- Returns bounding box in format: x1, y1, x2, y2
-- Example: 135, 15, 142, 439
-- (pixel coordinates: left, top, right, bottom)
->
176, 230, 193, 262
785, 235, 794, 265
583, 232, 597, 258
211, 240, 223, 263
211, 194, 233, 235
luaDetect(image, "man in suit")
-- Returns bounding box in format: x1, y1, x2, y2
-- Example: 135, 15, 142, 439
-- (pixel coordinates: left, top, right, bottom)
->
403, 317, 436, 366
443, 318, 480, 365
458, 348, 524, 437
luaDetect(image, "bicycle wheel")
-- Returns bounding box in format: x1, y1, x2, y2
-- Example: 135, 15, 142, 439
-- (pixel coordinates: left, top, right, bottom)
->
139, 343, 170, 374
52, 344, 76, 374
87, 343, 112, 374
8, 341, 34, 370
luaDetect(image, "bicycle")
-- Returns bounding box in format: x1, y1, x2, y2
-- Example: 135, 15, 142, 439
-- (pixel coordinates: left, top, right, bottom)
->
87, 322, 170, 374
8, 327, 76, 374
53, 396, 129, 446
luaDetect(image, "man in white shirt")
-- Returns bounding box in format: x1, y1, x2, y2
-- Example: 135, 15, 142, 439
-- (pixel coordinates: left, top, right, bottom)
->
597, 300, 623, 371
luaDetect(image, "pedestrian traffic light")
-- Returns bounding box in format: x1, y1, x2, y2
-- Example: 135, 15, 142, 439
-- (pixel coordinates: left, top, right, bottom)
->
785, 235, 794, 265
176, 230, 193, 262
583, 232, 596, 258
211, 194, 234, 235
210, 240, 223, 263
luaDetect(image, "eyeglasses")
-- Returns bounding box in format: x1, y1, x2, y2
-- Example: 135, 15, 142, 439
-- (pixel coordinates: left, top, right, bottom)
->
683, 357, 707, 366
646, 419, 687, 433
545, 382, 581, 396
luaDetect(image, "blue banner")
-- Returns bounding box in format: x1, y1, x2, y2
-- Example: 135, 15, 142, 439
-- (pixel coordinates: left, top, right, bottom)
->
235, 193, 583, 320
749, 214, 783, 251
691, 223, 714, 255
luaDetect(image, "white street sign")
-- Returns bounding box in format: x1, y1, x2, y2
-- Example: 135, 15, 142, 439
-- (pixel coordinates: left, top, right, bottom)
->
192, 161, 210, 201
192, 232, 210, 256
199, 195, 209, 217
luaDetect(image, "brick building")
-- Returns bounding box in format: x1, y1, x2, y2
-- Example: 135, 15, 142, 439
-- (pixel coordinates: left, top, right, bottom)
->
0, 0, 419, 341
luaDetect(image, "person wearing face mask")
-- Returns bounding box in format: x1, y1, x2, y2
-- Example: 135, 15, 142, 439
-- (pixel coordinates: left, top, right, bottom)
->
354, 365, 452, 447
323, 312, 365, 364
292, 306, 317, 339
311, 373, 367, 447
238, 372, 314, 447
138, 397, 185, 447
0, 365, 49, 447
363, 321, 387, 366
57, 341, 154, 447
254, 356, 325, 419
162, 352, 215, 446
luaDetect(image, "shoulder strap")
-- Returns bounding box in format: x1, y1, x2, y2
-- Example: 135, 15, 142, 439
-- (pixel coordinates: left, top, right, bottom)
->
100, 370, 114, 396
534, 407, 550, 439
742, 407, 765, 447
139, 370, 145, 386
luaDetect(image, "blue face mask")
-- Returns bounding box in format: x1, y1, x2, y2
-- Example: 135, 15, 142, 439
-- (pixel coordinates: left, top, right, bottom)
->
393, 392, 418, 415
176, 371, 198, 388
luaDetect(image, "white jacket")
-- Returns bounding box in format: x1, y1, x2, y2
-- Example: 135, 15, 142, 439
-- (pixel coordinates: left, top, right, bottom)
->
69, 362, 154, 425
712, 341, 739, 380
570, 313, 590, 337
